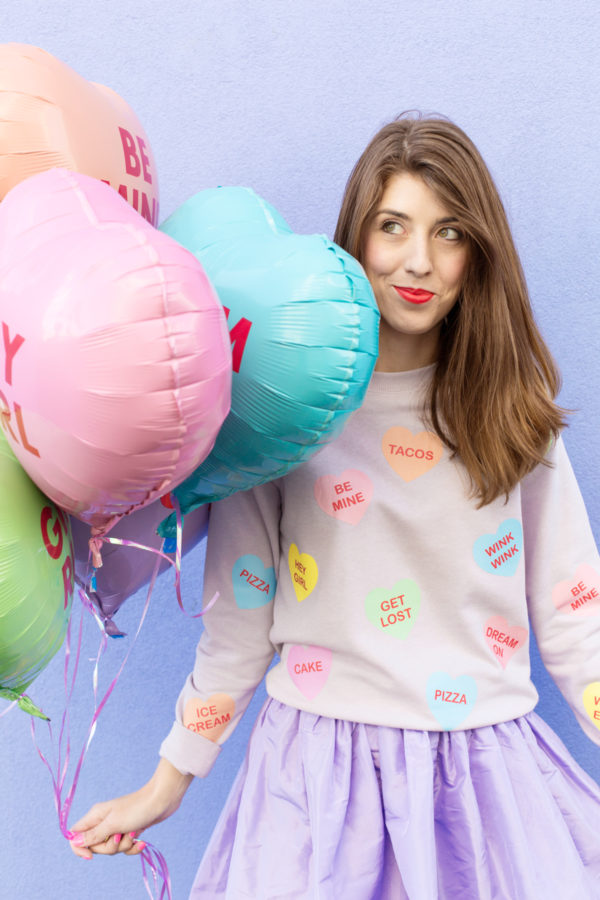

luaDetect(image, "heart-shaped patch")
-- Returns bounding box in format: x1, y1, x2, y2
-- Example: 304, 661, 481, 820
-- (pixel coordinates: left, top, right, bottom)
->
232, 554, 276, 609
183, 693, 235, 742
426, 672, 477, 730
552, 564, 600, 617
382, 427, 443, 482
288, 543, 318, 601
484, 615, 528, 669
473, 518, 523, 577
313, 469, 373, 525
583, 682, 600, 732
365, 579, 420, 639
287, 645, 332, 699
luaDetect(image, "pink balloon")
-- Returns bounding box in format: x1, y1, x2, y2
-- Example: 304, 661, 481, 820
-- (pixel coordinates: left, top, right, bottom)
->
0, 169, 231, 532
71, 499, 209, 634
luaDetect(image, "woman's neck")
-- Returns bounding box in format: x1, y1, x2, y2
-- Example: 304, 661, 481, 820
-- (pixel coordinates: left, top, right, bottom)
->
375, 322, 441, 372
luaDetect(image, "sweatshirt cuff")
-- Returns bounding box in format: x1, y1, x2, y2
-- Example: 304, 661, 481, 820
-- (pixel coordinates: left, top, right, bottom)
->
159, 720, 222, 778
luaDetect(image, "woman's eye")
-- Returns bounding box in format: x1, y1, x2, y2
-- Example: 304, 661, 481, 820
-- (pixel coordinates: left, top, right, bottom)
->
438, 226, 462, 241
381, 220, 403, 234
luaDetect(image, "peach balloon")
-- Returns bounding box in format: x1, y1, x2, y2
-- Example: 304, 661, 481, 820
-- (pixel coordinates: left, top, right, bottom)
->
0, 43, 159, 224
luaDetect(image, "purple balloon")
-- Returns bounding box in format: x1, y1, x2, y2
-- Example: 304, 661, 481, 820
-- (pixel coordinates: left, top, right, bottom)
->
71, 500, 208, 634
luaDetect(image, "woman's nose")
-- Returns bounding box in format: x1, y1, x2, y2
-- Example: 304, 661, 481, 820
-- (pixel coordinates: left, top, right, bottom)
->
403, 236, 433, 277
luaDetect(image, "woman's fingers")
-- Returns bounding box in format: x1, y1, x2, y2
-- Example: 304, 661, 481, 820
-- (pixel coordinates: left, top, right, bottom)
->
124, 839, 147, 856
114, 831, 144, 854
70, 841, 94, 861
71, 827, 147, 859
70, 803, 109, 835
69, 803, 115, 851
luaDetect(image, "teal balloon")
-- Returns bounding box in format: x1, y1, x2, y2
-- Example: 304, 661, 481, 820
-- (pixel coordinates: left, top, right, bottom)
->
159, 188, 379, 534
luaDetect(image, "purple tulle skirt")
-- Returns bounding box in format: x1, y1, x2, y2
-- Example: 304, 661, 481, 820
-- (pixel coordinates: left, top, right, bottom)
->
190, 699, 600, 899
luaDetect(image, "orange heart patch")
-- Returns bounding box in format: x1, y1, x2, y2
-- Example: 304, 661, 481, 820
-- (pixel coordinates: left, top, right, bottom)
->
183, 693, 235, 742
382, 427, 443, 482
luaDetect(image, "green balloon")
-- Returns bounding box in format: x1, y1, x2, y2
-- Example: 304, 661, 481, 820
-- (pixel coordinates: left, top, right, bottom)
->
0, 430, 73, 699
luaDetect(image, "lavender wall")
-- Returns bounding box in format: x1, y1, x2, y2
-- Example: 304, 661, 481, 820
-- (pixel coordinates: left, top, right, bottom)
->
1, 2, 599, 897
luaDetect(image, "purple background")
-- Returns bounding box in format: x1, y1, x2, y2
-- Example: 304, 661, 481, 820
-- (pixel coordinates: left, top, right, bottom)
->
1, 2, 599, 897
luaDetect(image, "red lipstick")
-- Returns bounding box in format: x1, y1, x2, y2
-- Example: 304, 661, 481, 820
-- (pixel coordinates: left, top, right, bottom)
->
394, 286, 434, 304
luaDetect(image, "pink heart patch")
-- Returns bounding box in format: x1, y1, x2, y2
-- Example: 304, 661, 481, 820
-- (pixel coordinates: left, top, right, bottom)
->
552, 565, 600, 617
287, 645, 332, 699
313, 469, 373, 525
484, 615, 528, 669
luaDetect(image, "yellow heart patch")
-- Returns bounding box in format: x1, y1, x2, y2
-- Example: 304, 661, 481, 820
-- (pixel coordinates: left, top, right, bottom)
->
288, 543, 318, 601
583, 682, 600, 731
183, 693, 235, 742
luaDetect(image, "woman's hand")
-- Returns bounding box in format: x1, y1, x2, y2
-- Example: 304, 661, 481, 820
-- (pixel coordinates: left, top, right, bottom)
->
69, 758, 193, 860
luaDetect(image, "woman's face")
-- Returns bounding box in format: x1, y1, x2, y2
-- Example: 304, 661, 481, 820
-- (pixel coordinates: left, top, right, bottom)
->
362, 171, 469, 371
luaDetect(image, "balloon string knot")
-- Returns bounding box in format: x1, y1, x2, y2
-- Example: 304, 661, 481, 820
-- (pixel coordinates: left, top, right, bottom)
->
88, 536, 104, 569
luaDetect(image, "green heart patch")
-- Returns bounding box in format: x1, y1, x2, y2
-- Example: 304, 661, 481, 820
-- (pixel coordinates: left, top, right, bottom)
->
365, 579, 420, 639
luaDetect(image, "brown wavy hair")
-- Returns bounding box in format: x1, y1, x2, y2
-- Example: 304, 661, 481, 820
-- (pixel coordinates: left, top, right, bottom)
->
334, 114, 566, 506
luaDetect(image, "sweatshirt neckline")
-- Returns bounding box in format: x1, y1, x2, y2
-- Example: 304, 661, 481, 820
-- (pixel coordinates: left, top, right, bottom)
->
367, 363, 436, 394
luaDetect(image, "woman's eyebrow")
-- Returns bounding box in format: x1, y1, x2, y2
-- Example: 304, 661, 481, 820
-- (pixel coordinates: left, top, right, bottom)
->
375, 209, 459, 226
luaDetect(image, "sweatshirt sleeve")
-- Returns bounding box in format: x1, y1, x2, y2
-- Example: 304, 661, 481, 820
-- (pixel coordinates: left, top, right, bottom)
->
521, 434, 600, 746
159, 480, 281, 777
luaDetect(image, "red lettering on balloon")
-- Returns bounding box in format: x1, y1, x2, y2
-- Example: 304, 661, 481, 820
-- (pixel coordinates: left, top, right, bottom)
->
2, 322, 25, 386
54, 505, 70, 537
119, 127, 141, 177
14, 403, 40, 457
40, 506, 64, 560
0, 389, 18, 443
101, 179, 159, 226
222, 306, 253, 373
62, 555, 73, 609
141, 192, 152, 222
137, 137, 152, 184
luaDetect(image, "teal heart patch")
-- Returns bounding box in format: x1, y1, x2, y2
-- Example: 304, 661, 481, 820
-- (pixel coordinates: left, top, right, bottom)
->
473, 518, 523, 577
427, 671, 477, 730
232, 554, 276, 609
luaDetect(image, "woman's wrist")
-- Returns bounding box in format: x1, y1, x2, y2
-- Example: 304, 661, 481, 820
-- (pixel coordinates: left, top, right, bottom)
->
148, 757, 194, 808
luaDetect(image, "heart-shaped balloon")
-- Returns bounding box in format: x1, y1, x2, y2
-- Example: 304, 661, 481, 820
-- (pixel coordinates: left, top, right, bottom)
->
0, 43, 159, 223
70, 500, 209, 635
0, 430, 73, 703
158, 187, 379, 532
0, 169, 231, 532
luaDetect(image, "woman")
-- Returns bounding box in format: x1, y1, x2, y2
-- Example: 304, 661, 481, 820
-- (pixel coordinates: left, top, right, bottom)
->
70, 115, 600, 899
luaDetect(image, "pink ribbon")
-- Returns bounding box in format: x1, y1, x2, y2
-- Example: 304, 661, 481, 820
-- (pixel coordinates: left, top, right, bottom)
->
0, 700, 17, 719
88, 497, 217, 624
31, 566, 173, 896
30, 500, 217, 897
